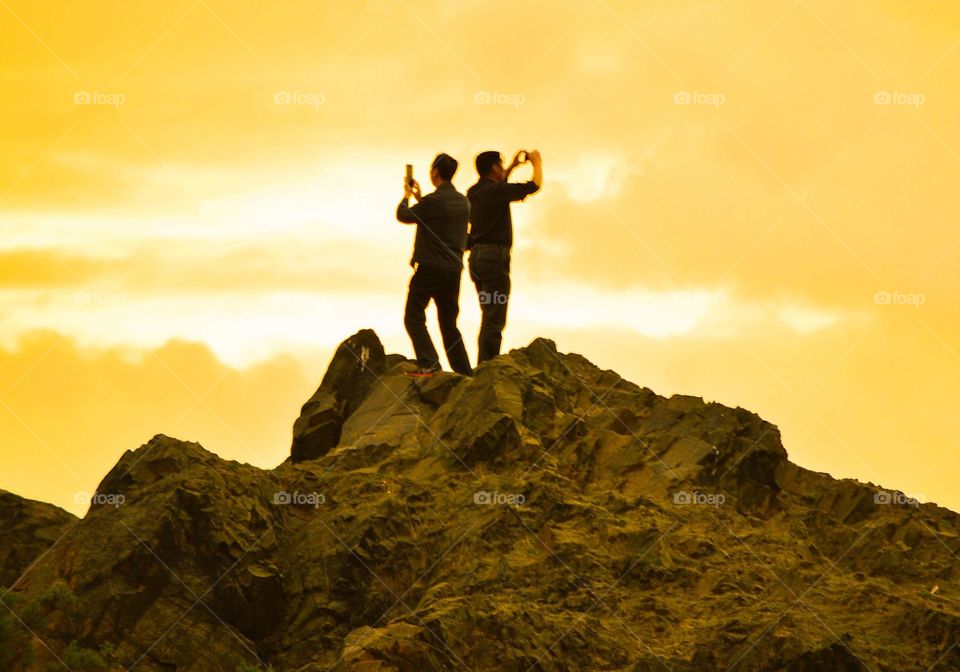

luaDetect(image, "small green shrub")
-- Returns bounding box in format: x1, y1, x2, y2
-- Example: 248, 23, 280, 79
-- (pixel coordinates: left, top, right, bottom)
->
61, 641, 107, 672
39, 582, 79, 610
0, 601, 34, 668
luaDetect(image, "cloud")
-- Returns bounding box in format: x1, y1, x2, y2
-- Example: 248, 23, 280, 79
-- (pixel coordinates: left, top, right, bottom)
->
1, 0, 959, 519
0, 249, 110, 287
779, 306, 843, 333
550, 151, 642, 203
0, 330, 315, 516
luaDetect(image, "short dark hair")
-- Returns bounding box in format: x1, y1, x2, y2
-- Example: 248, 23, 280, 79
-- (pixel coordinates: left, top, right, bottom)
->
431, 153, 458, 181
475, 150, 502, 177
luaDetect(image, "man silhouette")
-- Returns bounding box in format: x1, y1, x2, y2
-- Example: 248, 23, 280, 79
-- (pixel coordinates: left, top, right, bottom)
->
467, 149, 542, 363
397, 153, 473, 376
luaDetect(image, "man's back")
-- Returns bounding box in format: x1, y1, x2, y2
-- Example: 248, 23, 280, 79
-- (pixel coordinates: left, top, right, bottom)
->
398, 183, 469, 271
467, 177, 539, 249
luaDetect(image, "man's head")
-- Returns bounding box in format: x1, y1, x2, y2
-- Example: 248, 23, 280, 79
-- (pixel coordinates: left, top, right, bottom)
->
430, 153, 458, 186
475, 150, 504, 181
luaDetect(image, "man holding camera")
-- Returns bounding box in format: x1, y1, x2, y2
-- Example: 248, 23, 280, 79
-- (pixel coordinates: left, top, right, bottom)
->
467, 149, 543, 364
397, 153, 473, 376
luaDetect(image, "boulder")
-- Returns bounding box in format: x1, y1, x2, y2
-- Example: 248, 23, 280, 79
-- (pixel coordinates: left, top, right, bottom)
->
291, 329, 388, 462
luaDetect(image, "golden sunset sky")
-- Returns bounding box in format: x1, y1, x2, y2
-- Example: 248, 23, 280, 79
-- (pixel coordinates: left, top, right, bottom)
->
1, 0, 958, 515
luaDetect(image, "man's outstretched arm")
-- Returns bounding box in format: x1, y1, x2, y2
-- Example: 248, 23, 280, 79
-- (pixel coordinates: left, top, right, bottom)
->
497, 150, 542, 202
397, 198, 417, 223
396, 179, 423, 224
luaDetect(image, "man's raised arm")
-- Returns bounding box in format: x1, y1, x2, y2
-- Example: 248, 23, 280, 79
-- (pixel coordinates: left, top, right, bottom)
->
529, 149, 543, 188
503, 150, 524, 181
396, 179, 423, 224
496, 150, 543, 202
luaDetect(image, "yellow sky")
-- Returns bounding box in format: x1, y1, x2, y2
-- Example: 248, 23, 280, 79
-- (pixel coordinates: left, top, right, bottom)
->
1, 0, 959, 515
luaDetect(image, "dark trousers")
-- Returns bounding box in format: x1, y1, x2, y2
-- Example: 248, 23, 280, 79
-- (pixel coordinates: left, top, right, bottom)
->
469, 245, 511, 364
404, 265, 472, 375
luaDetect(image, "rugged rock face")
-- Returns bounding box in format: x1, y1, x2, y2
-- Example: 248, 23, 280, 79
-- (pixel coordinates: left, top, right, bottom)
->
2, 330, 959, 671
0, 491, 76, 588
291, 329, 393, 463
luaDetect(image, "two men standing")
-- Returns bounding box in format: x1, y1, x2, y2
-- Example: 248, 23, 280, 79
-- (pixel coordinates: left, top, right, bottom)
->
397, 149, 543, 375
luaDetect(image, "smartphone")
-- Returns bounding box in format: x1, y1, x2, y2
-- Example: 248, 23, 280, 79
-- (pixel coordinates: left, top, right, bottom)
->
405, 164, 413, 187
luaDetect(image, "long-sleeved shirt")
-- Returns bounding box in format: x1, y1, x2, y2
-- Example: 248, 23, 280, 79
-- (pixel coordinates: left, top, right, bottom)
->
466, 177, 540, 249
396, 181, 470, 271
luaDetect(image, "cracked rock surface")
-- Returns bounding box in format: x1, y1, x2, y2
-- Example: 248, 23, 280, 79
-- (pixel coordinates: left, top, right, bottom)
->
2, 330, 958, 671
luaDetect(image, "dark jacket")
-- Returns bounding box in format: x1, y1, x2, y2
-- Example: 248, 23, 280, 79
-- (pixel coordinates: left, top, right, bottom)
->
397, 182, 470, 271
466, 177, 540, 249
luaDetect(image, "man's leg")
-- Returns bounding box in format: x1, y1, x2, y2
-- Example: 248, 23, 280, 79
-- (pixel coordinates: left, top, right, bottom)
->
471, 253, 510, 364
404, 267, 441, 371
434, 270, 472, 375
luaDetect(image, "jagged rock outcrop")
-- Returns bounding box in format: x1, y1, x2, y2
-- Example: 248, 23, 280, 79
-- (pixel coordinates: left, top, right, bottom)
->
0, 490, 76, 588
291, 329, 393, 463
2, 330, 958, 671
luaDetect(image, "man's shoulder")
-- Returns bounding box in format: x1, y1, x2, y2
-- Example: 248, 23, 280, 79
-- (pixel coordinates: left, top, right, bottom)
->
435, 185, 468, 205
415, 190, 445, 209
467, 179, 494, 198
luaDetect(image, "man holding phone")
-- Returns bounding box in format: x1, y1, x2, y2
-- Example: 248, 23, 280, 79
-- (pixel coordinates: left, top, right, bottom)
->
396, 153, 473, 376
467, 149, 543, 363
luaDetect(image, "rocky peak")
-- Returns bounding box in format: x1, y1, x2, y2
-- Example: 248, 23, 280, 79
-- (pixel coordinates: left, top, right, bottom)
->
1, 330, 958, 671
291, 329, 789, 516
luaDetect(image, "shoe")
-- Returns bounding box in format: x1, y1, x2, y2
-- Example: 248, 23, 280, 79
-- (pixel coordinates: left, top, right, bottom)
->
405, 365, 441, 378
